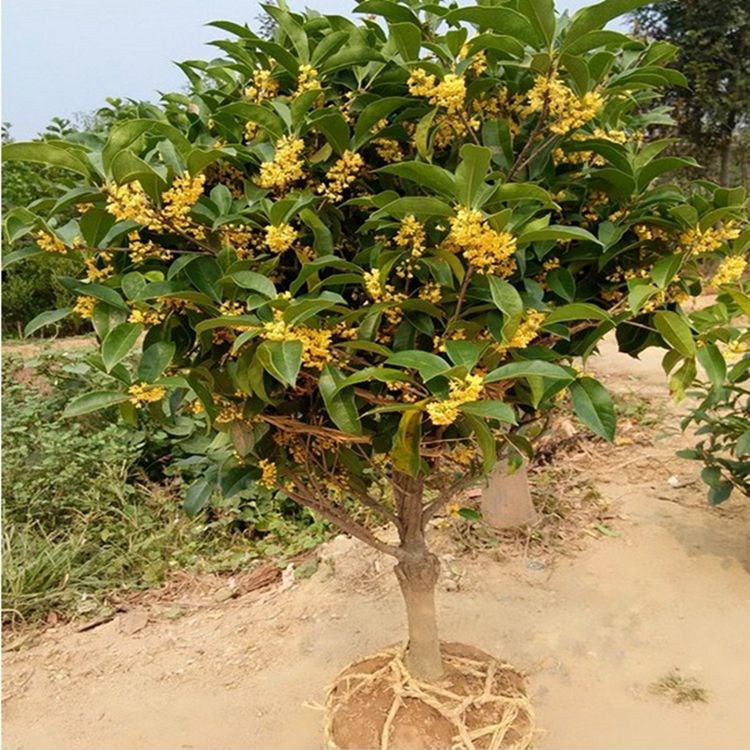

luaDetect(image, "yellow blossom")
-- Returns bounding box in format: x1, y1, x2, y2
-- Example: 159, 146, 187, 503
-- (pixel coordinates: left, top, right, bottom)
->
73, 296, 97, 319
105, 181, 161, 228
161, 172, 206, 235
680, 222, 741, 255
258, 458, 278, 489
265, 223, 298, 253
256, 135, 306, 192
498, 310, 547, 351
318, 150, 364, 202
426, 373, 485, 426
296, 64, 320, 95
245, 69, 278, 102
84, 258, 114, 281
128, 308, 166, 325
711, 256, 747, 286
219, 301, 247, 317
35, 231, 68, 254
128, 232, 173, 263
408, 69, 467, 114
419, 281, 442, 304
445, 207, 517, 277
525, 75, 603, 135
394, 214, 426, 255
128, 382, 166, 407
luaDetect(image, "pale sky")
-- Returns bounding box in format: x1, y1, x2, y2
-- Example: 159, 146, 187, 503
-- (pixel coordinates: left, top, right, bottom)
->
3, 0, 599, 140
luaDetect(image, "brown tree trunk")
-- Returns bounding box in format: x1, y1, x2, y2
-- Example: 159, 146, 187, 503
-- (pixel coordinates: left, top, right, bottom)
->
394, 551, 443, 681
392, 470, 445, 682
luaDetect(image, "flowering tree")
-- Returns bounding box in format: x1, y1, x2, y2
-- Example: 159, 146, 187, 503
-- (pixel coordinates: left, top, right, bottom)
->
3, 0, 748, 686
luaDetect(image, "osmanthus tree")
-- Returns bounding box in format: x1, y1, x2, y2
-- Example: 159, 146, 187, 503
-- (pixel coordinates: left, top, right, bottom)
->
4, 0, 749, 684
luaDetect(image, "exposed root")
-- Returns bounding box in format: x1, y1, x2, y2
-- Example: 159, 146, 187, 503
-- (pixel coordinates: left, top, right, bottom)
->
324, 646, 535, 750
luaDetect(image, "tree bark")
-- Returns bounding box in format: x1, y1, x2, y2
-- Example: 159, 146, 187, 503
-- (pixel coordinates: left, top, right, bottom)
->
720, 139, 732, 187
392, 470, 445, 682
394, 551, 443, 681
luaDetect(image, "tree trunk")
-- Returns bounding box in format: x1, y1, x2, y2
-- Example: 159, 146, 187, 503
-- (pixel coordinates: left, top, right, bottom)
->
392, 470, 445, 682
720, 140, 732, 187
394, 551, 443, 681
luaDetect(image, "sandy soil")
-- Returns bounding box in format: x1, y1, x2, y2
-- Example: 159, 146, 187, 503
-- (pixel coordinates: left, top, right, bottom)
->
3, 339, 749, 750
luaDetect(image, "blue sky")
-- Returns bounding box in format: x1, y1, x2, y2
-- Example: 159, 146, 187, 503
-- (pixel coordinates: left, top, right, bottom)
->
3, 0, 599, 140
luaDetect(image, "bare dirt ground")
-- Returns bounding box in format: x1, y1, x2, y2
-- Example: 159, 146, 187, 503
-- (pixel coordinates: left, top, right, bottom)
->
3, 338, 750, 750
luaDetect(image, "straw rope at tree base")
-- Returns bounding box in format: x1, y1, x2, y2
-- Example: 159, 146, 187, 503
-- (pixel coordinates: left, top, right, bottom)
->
324, 647, 535, 750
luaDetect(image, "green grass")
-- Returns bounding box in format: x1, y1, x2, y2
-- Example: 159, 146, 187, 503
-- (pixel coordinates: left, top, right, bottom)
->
2, 348, 334, 628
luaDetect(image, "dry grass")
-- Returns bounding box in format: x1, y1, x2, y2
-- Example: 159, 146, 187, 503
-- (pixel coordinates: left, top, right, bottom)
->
649, 672, 709, 704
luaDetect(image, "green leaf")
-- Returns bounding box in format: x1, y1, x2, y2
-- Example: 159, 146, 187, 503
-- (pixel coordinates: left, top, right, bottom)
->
137, 341, 176, 383
2, 141, 93, 177
445, 6, 540, 47
516, 0, 556, 45
102, 119, 191, 171
390, 21, 422, 61
569, 377, 616, 441
2, 246, 44, 269
377, 162, 455, 199
353, 97, 412, 147
230, 271, 277, 298
257, 340, 303, 386
371, 196, 453, 220
484, 361, 573, 383
487, 277, 523, 338
564, 0, 653, 47
60, 279, 129, 312
319, 365, 363, 435
23, 308, 72, 337
444, 340, 487, 371
650, 254, 684, 289
654, 311, 696, 358
708, 481, 733, 506
696, 343, 726, 389
455, 144, 492, 208
184, 478, 214, 516
545, 303, 611, 324
310, 111, 350, 154
391, 408, 422, 477
63, 390, 130, 418
185, 257, 222, 301
520, 225, 601, 245
459, 400, 516, 424
385, 351, 451, 381
461, 413, 497, 473
102, 322, 142, 371
546, 268, 576, 302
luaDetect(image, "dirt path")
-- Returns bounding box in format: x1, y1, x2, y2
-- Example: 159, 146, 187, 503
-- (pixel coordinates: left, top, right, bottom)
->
3, 341, 749, 750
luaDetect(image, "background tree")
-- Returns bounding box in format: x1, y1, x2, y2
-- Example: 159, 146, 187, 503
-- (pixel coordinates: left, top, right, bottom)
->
3, 0, 748, 743
633, 0, 750, 186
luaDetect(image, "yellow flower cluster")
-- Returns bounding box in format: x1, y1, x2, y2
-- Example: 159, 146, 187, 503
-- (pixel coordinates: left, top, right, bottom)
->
526, 75, 603, 135
500, 310, 547, 351
394, 214, 426, 254
680, 222, 741, 255
318, 150, 364, 202
711, 256, 747, 286
445, 208, 517, 277
274, 431, 307, 464
128, 382, 166, 407
459, 43, 487, 76
35, 231, 68, 254
219, 301, 247, 317
296, 64, 320, 95
362, 268, 407, 324
128, 232, 173, 263
106, 181, 159, 227
245, 69, 278, 102
220, 223, 261, 259
426, 373, 484, 426
419, 281, 442, 304
265, 223, 298, 253
107, 174, 205, 238
257, 459, 278, 489
257, 136, 306, 192
407, 69, 466, 114
73, 295, 97, 319
260, 311, 334, 370
83, 258, 113, 281
128, 308, 166, 325
161, 172, 206, 235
